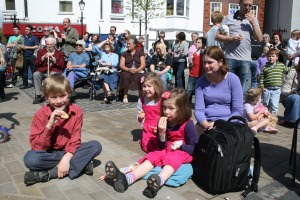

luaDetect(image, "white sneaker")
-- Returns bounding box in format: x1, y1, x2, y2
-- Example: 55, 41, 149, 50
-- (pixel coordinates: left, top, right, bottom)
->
7, 84, 15, 88
28, 80, 33, 84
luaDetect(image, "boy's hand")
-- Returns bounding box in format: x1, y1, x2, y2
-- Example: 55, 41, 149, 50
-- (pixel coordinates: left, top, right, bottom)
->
57, 152, 72, 178
158, 117, 167, 141
46, 110, 68, 129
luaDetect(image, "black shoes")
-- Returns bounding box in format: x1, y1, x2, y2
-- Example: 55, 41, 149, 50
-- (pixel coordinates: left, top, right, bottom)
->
19, 85, 29, 89
84, 161, 94, 176
105, 161, 128, 193
143, 174, 161, 198
24, 170, 49, 185
33, 95, 45, 104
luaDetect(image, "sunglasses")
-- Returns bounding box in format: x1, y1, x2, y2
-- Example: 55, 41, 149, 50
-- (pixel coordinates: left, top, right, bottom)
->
76, 44, 83, 47
44, 30, 50, 32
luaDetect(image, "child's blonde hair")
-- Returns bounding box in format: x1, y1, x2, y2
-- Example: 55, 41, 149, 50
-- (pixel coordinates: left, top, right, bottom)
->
155, 42, 167, 59
43, 73, 72, 98
142, 72, 164, 101
291, 30, 300, 39
211, 11, 223, 25
160, 88, 191, 124
245, 88, 262, 103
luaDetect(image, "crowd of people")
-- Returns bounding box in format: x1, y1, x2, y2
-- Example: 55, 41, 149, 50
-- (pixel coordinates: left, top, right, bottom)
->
0, 0, 299, 197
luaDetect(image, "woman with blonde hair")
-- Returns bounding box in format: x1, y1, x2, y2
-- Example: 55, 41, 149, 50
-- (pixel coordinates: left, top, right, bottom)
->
150, 42, 172, 90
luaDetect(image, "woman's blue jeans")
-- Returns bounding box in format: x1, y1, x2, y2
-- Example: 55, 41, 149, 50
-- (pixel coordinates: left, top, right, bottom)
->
173, 61, 185, 88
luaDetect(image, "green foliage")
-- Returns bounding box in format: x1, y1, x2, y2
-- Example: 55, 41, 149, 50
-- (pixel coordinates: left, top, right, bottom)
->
126, 0, 165, 22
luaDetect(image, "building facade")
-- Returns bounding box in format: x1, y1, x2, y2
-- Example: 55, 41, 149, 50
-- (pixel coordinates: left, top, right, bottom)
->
202, 0, 266, 36
264, 0, 300, 40
1, 0, 204, 49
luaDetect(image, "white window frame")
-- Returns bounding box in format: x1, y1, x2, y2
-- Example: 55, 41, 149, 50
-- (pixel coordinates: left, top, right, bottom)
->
166, 0, 189, 17
5, 0, 16, 10
228, 3, 239, 15
186, 0, 190, 17
58, 0, 73, 15
251, 5, 258, 18
210, 2, 222, 25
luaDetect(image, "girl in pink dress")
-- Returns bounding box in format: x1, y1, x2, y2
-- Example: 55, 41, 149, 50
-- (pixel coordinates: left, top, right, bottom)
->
137, 72, 164, 153
104, 88, 198, 198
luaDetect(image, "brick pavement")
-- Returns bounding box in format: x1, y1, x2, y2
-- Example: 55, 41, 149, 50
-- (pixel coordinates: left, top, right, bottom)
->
0, 86, 300, 200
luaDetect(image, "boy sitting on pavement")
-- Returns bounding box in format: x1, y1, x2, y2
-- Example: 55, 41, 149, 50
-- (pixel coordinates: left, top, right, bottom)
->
23, 74, 102, 185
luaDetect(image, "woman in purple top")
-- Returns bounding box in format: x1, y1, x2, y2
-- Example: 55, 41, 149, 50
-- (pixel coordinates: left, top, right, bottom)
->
194, 46, 243, 134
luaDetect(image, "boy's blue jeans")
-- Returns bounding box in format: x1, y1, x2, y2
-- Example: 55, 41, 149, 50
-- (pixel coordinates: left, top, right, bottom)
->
262, 87, 281, 115
23, 141, 102, 179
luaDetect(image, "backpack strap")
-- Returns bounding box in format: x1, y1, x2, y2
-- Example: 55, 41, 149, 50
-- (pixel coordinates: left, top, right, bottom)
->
241, 137, 261, 197
250, 137, 261, 191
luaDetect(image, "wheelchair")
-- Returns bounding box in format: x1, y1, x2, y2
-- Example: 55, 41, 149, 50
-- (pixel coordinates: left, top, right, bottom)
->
73, 64, 97, 101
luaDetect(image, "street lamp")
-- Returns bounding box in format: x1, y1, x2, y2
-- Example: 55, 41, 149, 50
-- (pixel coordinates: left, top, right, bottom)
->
79, 0, 85, 39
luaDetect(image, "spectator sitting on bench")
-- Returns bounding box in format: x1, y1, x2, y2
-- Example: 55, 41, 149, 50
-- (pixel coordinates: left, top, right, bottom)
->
63, 40, 90, 97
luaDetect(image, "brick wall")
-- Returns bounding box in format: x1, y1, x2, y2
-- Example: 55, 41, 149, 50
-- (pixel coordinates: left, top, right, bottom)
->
203, 0, 265, 36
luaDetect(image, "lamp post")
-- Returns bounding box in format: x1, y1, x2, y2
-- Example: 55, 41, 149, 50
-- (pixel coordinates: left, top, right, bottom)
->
78, 0, 85, 39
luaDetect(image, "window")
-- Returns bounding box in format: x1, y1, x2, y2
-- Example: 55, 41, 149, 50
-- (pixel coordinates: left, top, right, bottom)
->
59, 1, 72, 12
251, 5, 258, 18
210, 2, 222, 24
166, 0, 190, 17
176, 0, 184, 16
166, 0, 174, 16
229, 3, 239, 15
5, 0, 15, 10
112, 0, 123, 14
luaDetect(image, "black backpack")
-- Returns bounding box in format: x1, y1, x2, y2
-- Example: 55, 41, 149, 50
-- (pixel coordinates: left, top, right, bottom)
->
192, 116, 261, 197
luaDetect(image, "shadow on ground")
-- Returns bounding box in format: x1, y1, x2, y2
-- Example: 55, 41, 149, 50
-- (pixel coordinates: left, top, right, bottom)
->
0, 112, 20, 130
131, 129, 142, 142
260, 142, 300, 196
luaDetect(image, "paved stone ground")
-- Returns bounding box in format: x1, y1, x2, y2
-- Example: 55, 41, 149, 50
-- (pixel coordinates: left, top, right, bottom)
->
1, 82, 300, 199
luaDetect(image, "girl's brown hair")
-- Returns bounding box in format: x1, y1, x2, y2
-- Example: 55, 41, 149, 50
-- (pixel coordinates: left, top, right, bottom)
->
160, 88, 192, 124
204, 46, 229, 75
142, 72, 164, 101
43, 74, 71, 98
245, 88, 262, 103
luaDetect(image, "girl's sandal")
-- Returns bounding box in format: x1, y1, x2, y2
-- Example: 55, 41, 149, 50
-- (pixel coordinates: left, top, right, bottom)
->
106, 91, 112, 101
101, 97, 110, 104
123, 98, 128, 104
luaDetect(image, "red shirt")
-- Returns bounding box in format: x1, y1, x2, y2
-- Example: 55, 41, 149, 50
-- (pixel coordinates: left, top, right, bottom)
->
189, 51, 203, 78
34, 49, 65, 73
30, 103, 83, 154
